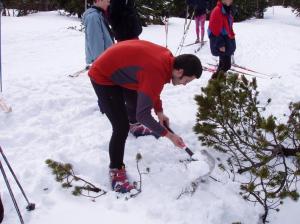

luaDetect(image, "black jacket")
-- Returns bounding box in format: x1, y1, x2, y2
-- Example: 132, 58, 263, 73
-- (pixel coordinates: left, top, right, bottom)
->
108, 0, 143, 41
187, 0, 209, 17
195, 0, 209, 16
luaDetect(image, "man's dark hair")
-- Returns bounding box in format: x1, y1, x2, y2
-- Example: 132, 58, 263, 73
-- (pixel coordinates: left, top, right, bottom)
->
174, 54, 202, 79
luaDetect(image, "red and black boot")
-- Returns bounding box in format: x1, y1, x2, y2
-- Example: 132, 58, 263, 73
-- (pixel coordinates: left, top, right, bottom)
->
109, 167, 137, 194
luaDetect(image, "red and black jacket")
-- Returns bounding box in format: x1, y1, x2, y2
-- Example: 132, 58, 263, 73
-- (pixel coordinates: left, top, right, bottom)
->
208, 1, 236, 56
89, 40, 174, 136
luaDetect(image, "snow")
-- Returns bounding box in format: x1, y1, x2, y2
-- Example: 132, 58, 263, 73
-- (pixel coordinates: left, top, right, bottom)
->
0, 6, 300, 224
186, 160, 210, 180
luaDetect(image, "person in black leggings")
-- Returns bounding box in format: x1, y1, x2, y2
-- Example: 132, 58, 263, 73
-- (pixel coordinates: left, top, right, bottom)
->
89, 40, 203, 194
91, 82, 138, 169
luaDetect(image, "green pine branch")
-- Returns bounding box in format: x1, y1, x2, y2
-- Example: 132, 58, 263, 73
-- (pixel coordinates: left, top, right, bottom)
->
45, 159, 107, 199
194, 72, 300, 223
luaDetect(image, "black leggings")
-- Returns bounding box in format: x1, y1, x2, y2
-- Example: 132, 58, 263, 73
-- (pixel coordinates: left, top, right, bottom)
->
91, 81, 137, 169
217, 55, 232, 73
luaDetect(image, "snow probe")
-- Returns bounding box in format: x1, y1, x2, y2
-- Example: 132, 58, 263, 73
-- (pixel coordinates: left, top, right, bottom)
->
0, 147, 35, 223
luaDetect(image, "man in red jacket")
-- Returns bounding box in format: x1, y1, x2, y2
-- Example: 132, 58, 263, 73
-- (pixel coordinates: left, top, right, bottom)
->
208, 0, 236, 78
89, 40, 202, 194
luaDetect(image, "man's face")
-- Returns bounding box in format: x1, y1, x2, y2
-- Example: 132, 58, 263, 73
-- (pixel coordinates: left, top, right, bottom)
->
171, 69, 196, 86
95, 0, 110, 11
222, 0, 233, 6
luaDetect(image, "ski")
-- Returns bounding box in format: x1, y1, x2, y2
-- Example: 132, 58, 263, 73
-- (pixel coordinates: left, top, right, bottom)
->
206, 63, 266, 79
194, 42, 207, 53
203, 65, 216, 73
182, 41, 206, 48
68, 66, 90, 78
229, 67, 267, 79
232, 63, 281, 79
0, 96, 12, 113
181, 42, 197, 47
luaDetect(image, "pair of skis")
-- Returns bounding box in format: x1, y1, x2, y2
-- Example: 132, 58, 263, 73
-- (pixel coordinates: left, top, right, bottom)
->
231, 63, 281, 79
194, 41, 207, 53
205, 62, 263, 79
204, 62, 280, 80
180, 41, 207, 53
181, 40, 207, 48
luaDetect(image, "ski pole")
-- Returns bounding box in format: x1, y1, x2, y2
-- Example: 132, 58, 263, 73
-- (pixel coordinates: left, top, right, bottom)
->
163, 16, 169, 48
0, 160, 24, 224
0, 147, 35, 211
163, 122, 194, 157
175, 9, 195, 56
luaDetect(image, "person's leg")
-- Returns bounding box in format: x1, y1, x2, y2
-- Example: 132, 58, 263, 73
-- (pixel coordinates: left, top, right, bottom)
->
122, 88, 137, 124
195, 16, 200, 42
90, 83, 137, 193
91, 80, 105, 114
91, 81, 129, 169
217, 56, 224, 73
200, 14, 206, 43
212, 55, 230, 79
222, 55, 232, 72
217, 55, 231, 73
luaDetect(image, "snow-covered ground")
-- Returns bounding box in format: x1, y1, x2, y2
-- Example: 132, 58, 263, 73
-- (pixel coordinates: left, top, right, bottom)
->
1, 6, 300, 224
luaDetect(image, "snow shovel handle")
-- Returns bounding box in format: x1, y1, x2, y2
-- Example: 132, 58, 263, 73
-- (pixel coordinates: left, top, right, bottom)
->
163, 122, 194, 157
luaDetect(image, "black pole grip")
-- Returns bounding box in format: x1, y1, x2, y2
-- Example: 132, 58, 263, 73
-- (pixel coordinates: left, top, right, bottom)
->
185, 147, 194, 157
163, 122, 194, 157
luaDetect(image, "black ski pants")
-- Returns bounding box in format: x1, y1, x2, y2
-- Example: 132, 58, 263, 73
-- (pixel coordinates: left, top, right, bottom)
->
91, 80, 137, 169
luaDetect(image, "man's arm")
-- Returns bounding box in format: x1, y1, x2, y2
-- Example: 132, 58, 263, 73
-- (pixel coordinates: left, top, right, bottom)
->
136, 91, 167, 137
85, 14, 105, 62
